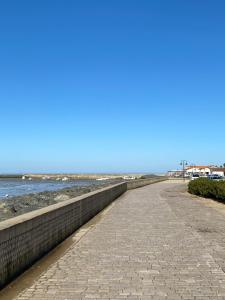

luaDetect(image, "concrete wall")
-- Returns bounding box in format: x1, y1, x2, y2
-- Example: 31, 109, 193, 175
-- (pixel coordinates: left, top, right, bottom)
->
0, 183, 126, 288
127, 178, 166, 190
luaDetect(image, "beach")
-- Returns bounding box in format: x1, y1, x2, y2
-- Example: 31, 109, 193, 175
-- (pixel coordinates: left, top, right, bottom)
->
0, 178, 123, 222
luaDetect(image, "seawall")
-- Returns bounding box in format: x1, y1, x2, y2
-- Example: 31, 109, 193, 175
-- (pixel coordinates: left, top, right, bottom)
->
127, 178, 165, 189
0, 178, 165, 288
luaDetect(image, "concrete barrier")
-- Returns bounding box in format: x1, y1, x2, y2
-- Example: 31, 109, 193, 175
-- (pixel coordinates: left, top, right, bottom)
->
127, 178, 166, 189
0, 183, 126, 288
0, 178, 166, 288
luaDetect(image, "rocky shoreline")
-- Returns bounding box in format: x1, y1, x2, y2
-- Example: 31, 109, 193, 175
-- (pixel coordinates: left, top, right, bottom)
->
0, 180, 123, 222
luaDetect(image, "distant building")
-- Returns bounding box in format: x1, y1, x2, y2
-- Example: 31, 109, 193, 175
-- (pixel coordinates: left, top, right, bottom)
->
123, 176, 135, 180
210, 168, 225, 177
167, 170, 184, 177
186, 166, 225, 177
185, 166, 211, 176
168, 165, 225, 178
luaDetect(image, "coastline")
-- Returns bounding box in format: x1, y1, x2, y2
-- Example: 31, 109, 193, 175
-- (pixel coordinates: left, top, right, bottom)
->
21, 173, 144, 180
0, 179, 123, 222
0, 173, 145, 181
0, 175, 22, 179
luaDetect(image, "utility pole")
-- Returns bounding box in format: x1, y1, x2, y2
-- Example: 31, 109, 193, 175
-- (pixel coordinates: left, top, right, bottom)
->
191, 163, 196, 177
180, 160, 188, 181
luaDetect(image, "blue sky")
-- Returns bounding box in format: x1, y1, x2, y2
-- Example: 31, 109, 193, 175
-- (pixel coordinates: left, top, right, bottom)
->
0, 0, 225, 173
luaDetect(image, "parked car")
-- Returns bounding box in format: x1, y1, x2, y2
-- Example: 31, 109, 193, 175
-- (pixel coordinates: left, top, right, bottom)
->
200, 174, 208, 178
208, 174, 224, 180
191, 174, 200, 180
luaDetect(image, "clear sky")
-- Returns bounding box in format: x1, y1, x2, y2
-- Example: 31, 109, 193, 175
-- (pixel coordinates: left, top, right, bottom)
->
0, 0, 225, 174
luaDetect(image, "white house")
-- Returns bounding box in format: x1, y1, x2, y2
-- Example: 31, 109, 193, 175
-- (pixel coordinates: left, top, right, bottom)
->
185, 166, 211, 176
168, 165, 225, 178
167, 170, 184, 177
210, 168, 225, 177
185, 166, 225, 177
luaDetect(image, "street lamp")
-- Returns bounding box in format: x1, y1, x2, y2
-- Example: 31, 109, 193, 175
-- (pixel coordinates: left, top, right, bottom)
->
180, 160, 188, 181
190, 163, 196, 177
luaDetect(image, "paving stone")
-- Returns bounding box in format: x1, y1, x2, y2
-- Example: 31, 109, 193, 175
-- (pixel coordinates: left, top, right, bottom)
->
15, 182, 225, 299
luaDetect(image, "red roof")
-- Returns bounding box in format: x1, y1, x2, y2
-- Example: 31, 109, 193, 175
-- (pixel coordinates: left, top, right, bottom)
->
186, 166, 209, 170
210, 168, 225, 172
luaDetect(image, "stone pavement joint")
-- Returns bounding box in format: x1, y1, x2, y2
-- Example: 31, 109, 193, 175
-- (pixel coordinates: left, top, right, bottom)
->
14, 182, 225, 299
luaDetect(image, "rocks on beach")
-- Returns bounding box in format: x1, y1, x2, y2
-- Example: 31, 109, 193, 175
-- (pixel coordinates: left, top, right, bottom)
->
0, 180, 122, 222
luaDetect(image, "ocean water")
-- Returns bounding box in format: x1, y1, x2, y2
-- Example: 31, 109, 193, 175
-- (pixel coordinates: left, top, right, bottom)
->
0, 179, 103, 199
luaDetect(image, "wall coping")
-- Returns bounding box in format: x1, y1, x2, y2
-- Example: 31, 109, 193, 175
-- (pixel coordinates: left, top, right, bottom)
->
0, 182, 126, 231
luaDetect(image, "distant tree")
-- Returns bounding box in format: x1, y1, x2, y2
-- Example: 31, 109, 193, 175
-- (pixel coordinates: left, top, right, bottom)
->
223, 163, 225, 168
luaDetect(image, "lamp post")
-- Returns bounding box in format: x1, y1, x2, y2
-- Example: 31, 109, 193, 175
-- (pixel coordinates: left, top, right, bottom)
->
180, 160, 188, 181
191, 163, 196, 177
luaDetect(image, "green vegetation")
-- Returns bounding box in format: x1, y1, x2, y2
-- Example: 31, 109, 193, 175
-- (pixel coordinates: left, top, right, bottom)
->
0, 174, 22, 179
140, 174, 159, 179
188, 178, 225, 202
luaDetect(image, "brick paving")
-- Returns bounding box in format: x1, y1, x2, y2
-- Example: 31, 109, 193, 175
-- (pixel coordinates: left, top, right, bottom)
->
15, 182, 225, 299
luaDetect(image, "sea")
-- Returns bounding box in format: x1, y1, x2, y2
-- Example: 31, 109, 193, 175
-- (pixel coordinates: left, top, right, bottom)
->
0, 178, 104, 199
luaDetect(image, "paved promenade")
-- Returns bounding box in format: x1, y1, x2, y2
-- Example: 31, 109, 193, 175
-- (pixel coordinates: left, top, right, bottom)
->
7, 182, 225, 299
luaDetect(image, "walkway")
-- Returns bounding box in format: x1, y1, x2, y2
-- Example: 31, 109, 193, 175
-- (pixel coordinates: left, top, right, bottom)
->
7, 182, 225, 299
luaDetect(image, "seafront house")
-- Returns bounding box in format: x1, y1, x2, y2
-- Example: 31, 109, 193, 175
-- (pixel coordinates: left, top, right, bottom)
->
167, 170, 184, 177
167, 166, 211, 177
185, 166, 225, 177
185, 166, 211, 176
167, 165, 225, 178
209, 167, 225, 177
